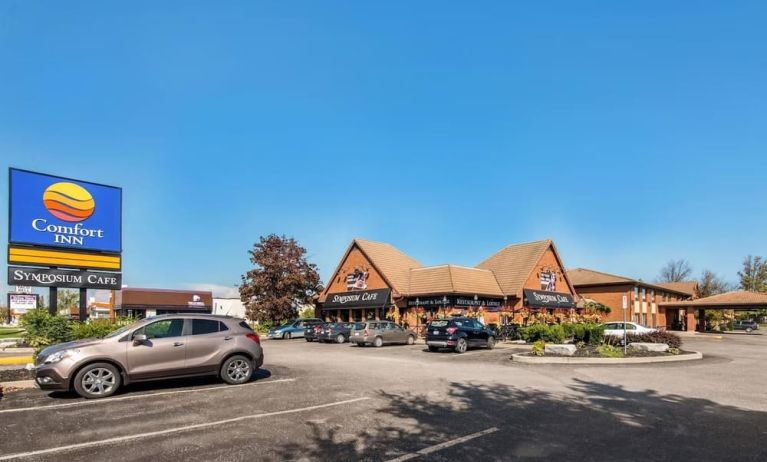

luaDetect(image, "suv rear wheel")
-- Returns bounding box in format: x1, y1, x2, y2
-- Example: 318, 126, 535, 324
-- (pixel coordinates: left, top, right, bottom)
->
487, 336, 496, 350
373, 336, 384, 348
221, 355, 253, 385
74, 362, 121, 399
454, 338, 468, 354
336, 334, 345, 344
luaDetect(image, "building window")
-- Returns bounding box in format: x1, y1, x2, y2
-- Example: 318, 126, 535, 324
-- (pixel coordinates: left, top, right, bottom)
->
641, 288, 647, 301
634, 287, 639, 300
651, 290, 655, 302
652, 313, 657, 327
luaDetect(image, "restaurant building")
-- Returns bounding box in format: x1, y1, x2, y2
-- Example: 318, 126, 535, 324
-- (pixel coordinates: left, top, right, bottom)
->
113, 288, 213, 319
317, 238, 580, 329
567, 268, 697, 330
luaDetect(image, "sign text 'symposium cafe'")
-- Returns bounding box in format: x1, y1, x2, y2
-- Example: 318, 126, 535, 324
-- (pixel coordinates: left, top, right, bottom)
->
317, 238, 579, 329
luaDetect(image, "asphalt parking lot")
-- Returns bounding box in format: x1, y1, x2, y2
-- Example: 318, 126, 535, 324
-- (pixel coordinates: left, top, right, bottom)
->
0, 334, 765, 461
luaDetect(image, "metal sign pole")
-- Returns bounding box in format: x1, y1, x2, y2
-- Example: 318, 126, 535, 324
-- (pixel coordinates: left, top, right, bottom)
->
622, 294, 628, 355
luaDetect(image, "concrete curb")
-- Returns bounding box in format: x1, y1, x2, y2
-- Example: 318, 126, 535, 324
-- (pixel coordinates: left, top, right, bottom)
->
511, 351, 703, 364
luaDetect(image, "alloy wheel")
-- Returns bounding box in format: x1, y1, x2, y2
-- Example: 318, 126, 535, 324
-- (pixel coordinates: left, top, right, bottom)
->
82, 368, 116, 396
226, 359, 251, 383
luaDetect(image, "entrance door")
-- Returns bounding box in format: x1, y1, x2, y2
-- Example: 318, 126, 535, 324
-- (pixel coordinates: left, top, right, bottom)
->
127, 318, 187, 380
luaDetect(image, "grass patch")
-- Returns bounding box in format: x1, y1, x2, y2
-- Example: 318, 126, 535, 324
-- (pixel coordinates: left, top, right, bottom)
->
0, 328, 25, 340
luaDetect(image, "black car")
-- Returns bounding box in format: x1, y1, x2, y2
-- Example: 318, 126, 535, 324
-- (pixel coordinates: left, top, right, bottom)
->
734, 320, 759, 333
425, 317, 496, 353
318, 322, 359, 343
304, 322, 327, 342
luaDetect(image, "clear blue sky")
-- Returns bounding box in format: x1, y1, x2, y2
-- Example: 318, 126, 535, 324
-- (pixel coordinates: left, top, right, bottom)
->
2, 1, 766, 298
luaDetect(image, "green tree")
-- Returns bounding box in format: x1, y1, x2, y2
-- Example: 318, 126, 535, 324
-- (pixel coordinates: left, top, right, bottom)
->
738, 255, 767, 292
698, 270, 731, 298
239, 234, 324, 323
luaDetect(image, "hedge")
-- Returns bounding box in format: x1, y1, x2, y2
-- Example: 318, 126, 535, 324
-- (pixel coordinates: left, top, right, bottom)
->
605, 331, 682, 349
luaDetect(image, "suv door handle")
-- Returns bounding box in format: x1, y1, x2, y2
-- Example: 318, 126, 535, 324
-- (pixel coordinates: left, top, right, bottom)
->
224, 336, 233, 341
173, 342, 184, 347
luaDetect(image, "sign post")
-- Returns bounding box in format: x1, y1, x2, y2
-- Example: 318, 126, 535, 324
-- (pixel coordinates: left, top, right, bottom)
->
622, 294, 628, 355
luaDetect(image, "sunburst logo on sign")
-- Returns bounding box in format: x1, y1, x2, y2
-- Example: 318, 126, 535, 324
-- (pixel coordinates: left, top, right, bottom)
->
43, 182, 96, 222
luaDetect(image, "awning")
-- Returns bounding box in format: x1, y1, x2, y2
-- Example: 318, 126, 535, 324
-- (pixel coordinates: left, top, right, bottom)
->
523, 289, 577, 309
322, 288, 391, 311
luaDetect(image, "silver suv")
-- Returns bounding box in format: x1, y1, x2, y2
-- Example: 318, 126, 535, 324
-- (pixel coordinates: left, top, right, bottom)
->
349, 320, 416, 347
34, 314, 264, 399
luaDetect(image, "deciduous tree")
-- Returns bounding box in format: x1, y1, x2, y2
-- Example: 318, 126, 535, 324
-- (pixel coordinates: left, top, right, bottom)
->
658, 259, 693, 283
239, 234, 323, 323
698, 270, 732, 298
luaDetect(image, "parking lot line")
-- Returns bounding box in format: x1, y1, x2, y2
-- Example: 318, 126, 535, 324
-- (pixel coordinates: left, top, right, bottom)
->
0, 396, 371, 461
0, 377, 297, 415
384, 427, 499, 462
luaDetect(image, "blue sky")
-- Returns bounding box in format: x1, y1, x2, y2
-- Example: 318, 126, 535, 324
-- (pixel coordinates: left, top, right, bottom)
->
1, 1, 766, 299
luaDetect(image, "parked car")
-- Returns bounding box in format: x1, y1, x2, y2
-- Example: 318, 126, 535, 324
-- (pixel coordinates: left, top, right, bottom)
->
34, 314, 264, 399
602, 321, 657, 337
425, 317, 496, 353
267, 318, 323, 339
734, 320, 759, 333
318, 322, 359, 343
349, 321, 416, 347
304, 322, 326, 342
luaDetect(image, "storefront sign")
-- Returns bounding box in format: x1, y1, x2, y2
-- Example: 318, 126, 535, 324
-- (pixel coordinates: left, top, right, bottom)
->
407, 296, 503, 311
8, 266, 122, 290
9, 169, 122, 253
523, 289, 576, 309
323, 288, 391, 310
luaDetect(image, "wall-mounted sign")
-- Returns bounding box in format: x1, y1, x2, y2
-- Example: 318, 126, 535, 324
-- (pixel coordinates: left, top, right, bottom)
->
9, 169, 122, 253
9, 293, 38, 314
523, 289, 576, 309
8, 266, 122, 290
8, 245, 121, 270
345, 267, 369, 291
539, 270, 557, 291
323, 288, 391, 310
15, 285, 33, 294
406, 296, 504, 311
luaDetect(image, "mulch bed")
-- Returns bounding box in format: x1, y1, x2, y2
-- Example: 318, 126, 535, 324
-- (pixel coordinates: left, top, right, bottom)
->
0, 368, 34, 382
547, 345, 689, 358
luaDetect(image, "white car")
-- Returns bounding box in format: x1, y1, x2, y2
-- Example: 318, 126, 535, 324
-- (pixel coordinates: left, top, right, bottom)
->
602, 322, 657, 337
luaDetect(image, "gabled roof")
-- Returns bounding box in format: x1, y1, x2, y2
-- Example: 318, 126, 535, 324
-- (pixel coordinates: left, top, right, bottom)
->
660, 290, 767, 308
654, 281, 699, 298
408, 265, 504, 297
567, 268, 697, 298
476, 239, 575, 297
354, 239, 422, 294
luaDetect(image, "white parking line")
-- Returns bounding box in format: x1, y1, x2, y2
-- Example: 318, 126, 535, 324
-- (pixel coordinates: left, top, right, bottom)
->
0, 396, 371, 461
385, 427, 499, 462
0, 378, 296, 415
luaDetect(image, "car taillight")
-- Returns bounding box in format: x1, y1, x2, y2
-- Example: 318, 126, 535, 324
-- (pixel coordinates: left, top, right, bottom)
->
247, 333, 261, 345
364, 329, 369, 336
314, 326, 321, 332
446, 327, 458, 334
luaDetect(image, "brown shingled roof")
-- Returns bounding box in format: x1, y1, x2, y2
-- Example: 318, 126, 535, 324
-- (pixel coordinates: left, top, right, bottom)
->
660, 290, 767, 307
354, 239, 422, 294
654, 281, 699, 298
567, 268, 633, 286
476, 239, 574, 297
567, 268, 695, 298
408, 265, 504, 297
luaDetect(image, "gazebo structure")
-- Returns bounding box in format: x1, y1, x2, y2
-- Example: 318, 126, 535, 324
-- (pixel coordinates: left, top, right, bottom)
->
660, 290, 767, 332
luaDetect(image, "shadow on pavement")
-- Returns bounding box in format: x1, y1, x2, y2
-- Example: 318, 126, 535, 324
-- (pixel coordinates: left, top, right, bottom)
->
274, 379, 766, 462
46, 368, 274, 400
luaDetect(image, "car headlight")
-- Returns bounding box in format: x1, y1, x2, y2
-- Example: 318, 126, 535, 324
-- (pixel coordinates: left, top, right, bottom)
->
44, 349, 78, 364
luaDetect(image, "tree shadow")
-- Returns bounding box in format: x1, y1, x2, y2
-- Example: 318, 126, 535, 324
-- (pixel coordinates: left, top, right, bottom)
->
274, 379, 766, 461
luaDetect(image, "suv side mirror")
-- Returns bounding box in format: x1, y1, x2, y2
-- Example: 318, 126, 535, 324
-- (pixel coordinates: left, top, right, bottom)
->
133, 334, 148, 345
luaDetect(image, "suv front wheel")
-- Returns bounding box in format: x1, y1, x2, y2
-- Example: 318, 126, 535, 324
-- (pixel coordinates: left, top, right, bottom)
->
221, 355, 253, 385
74, 362, 121, 399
